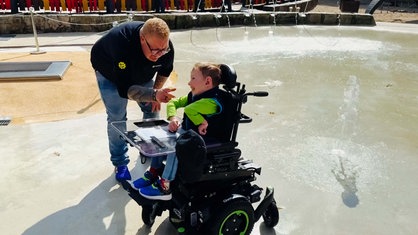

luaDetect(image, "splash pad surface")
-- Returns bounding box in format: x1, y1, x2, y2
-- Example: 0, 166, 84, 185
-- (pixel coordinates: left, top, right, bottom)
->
1, 24, 417, 234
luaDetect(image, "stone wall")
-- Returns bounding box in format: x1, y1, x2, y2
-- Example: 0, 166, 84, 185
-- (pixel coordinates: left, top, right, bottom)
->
0, 12, 375, 34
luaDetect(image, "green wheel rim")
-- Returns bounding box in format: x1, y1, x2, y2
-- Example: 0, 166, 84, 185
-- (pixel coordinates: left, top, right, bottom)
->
219, 210, 249, 235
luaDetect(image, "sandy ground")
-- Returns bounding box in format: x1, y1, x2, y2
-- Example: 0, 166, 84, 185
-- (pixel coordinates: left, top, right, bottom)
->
1, 51, 103, 124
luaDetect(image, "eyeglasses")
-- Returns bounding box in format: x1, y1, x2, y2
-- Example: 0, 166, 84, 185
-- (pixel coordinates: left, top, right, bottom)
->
143, 36, 170, 56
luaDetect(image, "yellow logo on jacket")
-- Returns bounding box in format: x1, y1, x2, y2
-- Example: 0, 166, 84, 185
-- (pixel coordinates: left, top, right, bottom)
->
118, 62, 126, 69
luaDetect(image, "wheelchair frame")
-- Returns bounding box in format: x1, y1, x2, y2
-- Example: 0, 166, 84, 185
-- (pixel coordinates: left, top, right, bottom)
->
117, 64, 279, 235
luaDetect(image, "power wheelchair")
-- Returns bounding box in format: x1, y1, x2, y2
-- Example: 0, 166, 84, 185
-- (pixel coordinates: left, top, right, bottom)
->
112, 64, 279, 235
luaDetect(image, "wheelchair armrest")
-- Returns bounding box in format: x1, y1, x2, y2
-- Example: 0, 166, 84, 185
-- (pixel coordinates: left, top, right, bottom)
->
239, 113, 252, 123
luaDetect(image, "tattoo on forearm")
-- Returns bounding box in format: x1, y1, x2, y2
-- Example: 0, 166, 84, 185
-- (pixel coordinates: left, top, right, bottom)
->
154, 76, 168, 89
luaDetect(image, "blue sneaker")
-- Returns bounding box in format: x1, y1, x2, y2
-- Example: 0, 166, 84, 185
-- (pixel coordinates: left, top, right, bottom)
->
115, 165, 132, 182
129, 171, 158, 190
139, 181, 172, 201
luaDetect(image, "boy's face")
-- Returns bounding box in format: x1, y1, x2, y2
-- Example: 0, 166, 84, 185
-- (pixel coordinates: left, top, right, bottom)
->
188, 68, 211, 96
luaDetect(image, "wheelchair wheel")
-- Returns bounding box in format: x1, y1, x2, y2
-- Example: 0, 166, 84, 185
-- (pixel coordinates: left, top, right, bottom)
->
141, 205, 155, 227
262, 200, 279, 228
207, 200, 254, 235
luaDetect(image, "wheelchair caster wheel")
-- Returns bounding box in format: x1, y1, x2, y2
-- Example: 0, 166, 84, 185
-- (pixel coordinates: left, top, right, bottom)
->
262, 199, 279, 228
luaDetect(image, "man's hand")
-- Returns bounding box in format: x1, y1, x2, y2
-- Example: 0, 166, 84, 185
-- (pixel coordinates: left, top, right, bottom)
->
151, 102, 161, 112
150, 87, 176, 112
156, 88, 176, 103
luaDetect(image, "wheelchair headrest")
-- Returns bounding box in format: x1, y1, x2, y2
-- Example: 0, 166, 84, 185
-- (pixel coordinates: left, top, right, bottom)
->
220, 64, 237, 90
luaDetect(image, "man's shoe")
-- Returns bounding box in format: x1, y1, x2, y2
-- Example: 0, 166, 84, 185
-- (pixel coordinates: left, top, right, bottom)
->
115, 165, 132, 182
129, 171, 158, 190
139, 181, 172, 201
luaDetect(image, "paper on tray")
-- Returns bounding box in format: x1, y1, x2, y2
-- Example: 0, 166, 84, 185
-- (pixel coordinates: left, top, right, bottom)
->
134, 125, 178, 140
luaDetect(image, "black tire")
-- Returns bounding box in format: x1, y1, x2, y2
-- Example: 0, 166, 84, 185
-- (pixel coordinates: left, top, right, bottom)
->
206, 200, 255, 235
262, 200, 279, 228
141, 205, 155, 227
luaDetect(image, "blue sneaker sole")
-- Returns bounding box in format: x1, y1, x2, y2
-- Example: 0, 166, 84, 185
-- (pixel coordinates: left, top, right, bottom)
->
139, 191, 172, 201
128, 180, 140, 190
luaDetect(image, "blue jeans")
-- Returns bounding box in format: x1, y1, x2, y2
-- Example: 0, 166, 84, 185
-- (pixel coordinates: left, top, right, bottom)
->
150, 153, 177, 181
148, 128, 184, 181
96, 71, 159, 167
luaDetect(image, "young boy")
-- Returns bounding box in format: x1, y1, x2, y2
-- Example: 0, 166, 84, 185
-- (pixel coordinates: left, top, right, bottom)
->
130, 62, 223, 200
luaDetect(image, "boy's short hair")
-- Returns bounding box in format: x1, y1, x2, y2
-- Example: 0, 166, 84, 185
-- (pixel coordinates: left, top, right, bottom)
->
194, 62, 222, 86
141, 18, 170, 40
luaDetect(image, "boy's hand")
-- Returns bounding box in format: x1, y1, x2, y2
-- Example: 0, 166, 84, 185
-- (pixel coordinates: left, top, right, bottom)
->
198, 120, 208, 135
168, 117, 181, 132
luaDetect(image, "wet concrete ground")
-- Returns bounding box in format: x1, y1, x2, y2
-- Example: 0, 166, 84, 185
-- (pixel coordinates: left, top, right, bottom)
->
1, 22, 418, 234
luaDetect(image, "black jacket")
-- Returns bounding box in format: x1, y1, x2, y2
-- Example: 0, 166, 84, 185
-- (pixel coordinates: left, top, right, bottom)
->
182, 87, 234, 142
90, 21, 174, 98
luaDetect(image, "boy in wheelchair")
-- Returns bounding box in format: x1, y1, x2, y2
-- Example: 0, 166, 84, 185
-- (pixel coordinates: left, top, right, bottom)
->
130, 62, 226, 200
118, 63, 279, 234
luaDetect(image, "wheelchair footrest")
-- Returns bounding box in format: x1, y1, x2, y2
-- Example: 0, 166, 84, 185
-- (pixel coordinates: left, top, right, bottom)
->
120, 180, 161, 207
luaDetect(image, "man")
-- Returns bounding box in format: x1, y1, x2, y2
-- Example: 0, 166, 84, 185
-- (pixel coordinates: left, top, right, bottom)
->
90, 17, 176, 182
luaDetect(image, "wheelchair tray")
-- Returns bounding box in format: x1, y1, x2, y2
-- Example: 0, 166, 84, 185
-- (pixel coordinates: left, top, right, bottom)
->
111, 119, 178, 157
